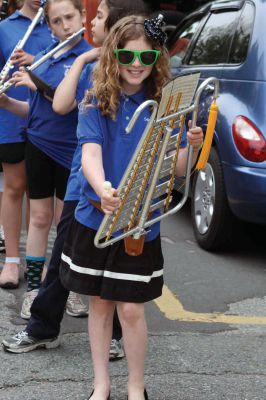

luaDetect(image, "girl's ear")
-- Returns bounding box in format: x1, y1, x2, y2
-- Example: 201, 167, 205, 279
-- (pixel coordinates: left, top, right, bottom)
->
81, 8, 86, 26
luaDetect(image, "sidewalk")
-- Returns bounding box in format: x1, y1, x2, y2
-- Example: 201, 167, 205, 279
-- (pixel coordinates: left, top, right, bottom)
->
1, 227, 266, 400
1, 279, 266, 400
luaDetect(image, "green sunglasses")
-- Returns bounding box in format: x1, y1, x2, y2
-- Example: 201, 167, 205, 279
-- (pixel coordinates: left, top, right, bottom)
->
113, 49, 160, 67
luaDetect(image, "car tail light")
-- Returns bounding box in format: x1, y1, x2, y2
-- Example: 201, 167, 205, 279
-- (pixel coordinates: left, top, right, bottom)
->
232, 116, 266, 162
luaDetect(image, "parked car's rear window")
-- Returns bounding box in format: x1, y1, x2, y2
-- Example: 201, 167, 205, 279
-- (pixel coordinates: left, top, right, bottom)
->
189, 10, 241, 65
228, 3, 254, 64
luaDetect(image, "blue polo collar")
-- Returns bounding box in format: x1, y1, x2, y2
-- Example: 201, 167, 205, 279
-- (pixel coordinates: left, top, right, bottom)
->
121, 88, 146, 106
42, 37, 88, 62
9, 10, 37, 21
9, 10, 25, 20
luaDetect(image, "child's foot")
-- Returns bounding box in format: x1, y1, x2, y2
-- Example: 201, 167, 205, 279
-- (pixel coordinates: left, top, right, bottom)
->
127, 387, 148, 400
88, 385, 110, 400
0, 262, 20, 289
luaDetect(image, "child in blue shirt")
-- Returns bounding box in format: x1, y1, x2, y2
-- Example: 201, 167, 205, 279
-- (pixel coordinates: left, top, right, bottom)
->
60, 14, 204, 400
0, 0, 91, 319
0, 0, 52, 289
1, 0, 148, 361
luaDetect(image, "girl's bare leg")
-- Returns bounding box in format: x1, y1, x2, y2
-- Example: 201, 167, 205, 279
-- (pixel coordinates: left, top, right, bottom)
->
0, 161, 26, 287
26, 197, 54, 256
117, 302, 147, 400
88, 296, 115, 400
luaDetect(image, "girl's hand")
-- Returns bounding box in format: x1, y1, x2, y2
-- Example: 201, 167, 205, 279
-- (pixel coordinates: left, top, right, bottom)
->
187, 120, 204, 149
10, 69, 37, 91
77, 47, 101, 65
10, 49, 34, 67
100, 187, 120, 215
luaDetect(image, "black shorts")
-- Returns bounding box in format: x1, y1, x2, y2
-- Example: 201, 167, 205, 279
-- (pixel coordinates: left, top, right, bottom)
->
60, 218, 164, 303
25, 140, 70, 200
0, 142, 25, 164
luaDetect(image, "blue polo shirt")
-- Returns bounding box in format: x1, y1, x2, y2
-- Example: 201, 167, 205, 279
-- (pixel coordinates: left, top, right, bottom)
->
64, 62, 94, 200
0, 10, 53, 143
27, 38, 92, 169
75, 88, 187, 241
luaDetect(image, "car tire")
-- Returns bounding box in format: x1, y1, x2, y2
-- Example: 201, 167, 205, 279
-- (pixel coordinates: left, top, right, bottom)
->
191, 147, 235, 251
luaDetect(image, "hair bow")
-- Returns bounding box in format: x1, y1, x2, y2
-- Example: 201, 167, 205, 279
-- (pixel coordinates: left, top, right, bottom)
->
144, 14, 167, 46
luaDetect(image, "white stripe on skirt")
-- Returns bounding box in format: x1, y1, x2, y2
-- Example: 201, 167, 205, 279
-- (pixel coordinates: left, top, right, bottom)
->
61, 253, 163, 283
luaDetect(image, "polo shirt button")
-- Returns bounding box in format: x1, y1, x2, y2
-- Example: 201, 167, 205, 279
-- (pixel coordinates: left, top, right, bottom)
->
125, 98, 129, 102
126, 116, 130, 120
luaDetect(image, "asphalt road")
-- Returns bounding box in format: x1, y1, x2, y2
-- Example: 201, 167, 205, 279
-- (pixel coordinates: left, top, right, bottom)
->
1, 199, 266, 399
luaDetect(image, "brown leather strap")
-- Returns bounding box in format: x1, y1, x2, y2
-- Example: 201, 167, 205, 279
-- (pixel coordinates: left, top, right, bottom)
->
88, 198, 103, 213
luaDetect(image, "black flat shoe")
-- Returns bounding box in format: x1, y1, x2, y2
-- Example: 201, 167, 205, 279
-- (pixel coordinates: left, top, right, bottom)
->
88, 390, 111, 400
126, 389, 149, 400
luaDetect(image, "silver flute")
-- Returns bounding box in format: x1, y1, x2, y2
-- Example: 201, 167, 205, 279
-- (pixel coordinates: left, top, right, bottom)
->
0, 7, 44, 86
0, 27, 85, 95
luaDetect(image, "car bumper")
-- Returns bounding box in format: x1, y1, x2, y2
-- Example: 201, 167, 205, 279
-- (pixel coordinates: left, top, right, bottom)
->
223, 163, 266, 224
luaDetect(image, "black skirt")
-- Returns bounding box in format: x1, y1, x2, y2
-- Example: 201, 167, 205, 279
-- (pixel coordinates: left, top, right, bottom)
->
60, 218, 164, 303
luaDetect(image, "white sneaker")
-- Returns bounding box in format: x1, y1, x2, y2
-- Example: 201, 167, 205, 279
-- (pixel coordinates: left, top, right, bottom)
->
0, 224, 5, 253
20, 289, 39, 320
66, 291, 88, 317
109, 339, 125, 360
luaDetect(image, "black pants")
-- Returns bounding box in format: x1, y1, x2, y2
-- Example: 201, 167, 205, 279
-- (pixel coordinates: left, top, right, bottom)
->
26, 200, 122, 341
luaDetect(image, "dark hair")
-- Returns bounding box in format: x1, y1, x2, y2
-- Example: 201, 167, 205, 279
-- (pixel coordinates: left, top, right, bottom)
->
104, 0, 149, 31
44, 0, 84, 23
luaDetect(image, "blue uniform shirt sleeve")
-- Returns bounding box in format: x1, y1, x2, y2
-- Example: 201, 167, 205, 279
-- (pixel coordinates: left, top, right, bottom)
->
77, 103, 104, 146
76, 63, 94, 103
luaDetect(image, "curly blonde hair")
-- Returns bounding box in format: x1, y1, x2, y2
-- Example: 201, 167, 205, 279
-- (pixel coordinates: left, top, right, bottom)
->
84, 15, 171, 119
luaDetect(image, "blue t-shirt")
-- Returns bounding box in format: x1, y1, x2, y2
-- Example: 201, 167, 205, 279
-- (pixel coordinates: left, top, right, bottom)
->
27, 38, 92, 169
0, 10, 53, 143
64, 62, 94, 200
75, 88, 187, 241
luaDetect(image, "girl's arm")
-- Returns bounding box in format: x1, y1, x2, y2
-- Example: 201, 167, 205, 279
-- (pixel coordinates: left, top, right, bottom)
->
175, 123, 203, 177
0, 93, 29, 118
53, 48, 101, 115
81, 142, 120, 214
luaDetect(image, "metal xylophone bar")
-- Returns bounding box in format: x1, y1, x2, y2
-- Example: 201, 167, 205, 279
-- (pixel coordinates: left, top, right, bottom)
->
96, 111, 185, 241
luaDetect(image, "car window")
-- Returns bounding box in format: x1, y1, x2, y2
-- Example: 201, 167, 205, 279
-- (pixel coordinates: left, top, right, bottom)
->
228, 3, 254, 64
188, 10, 241, 65
170, 18, 202, 68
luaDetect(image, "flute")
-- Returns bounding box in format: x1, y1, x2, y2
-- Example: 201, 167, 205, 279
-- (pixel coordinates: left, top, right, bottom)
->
0, 7, 44, 86
0, 27, 85, 95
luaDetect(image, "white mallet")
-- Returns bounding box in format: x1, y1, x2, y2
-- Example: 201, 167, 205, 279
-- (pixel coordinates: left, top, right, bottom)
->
103, 181, 113, 195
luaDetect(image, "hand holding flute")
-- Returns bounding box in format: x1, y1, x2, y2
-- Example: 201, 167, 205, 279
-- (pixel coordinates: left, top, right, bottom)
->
9, 49, 35, 68
9, 68, 37, 91
0, 27, 85, 95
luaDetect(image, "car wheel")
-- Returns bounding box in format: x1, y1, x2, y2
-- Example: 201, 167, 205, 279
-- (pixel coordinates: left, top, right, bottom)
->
191, 147, 235, 251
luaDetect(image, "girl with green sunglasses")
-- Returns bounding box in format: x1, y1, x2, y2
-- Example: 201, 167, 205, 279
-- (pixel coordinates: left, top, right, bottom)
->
60, 14, 204, 400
